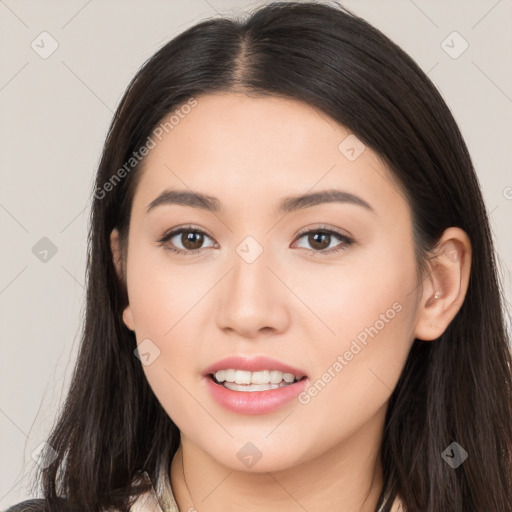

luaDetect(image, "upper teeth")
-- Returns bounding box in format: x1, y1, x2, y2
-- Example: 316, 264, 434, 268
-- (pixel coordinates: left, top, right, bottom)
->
214, 369, 298, 385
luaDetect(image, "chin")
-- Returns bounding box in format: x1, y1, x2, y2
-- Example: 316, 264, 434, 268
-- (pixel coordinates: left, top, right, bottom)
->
201, 436, 310, 474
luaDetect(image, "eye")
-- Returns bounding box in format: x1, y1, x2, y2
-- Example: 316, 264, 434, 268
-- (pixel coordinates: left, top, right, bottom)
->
157, 224, 354, 256
291, 226, 354, 255
157, 225, 217, 255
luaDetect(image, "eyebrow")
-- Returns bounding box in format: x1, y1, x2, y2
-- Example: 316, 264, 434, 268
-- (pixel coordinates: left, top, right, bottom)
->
146, 188, 375, 215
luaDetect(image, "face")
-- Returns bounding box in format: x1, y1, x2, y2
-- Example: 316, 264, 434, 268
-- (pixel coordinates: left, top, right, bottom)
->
113, 92, 424, 472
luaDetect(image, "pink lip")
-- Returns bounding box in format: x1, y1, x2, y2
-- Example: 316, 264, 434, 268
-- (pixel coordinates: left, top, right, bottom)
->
204, 375, 308, 415
202, 355, 308, 415
203, 355, 307, 378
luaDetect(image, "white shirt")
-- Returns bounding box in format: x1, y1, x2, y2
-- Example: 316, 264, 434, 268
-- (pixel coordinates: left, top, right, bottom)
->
129, 476, 404, 512
129, 478, 179, 512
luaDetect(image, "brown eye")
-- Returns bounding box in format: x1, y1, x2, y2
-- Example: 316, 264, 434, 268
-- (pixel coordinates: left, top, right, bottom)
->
292, 227, 354, 254
180, 231, 205, 250
158, 226, 216, 255
308, 232, 331, 251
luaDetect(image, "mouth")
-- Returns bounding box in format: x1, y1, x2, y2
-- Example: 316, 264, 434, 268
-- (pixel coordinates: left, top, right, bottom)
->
202, 356, 309, 414
209, 369, 307, 392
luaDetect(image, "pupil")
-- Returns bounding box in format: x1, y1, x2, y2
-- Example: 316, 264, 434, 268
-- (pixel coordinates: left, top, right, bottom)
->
183, 231, 203, 250
310, 232, 329, 250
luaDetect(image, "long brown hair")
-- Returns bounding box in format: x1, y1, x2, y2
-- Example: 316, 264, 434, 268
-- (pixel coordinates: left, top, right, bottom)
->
20, 2, 512, 511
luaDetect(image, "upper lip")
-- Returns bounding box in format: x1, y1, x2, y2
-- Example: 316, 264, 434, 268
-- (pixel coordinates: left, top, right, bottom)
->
203, 355, 307, 378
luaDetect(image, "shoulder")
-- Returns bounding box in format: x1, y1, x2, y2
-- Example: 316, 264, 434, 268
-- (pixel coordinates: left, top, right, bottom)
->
3, 497, 82, 512
3, 499, 48, 512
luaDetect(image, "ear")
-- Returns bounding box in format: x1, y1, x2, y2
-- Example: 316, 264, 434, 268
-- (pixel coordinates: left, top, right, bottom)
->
110, 229, 135, 332
413, 227, 472, 341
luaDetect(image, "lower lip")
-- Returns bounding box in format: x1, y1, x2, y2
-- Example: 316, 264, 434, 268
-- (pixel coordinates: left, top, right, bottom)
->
204, 376, 308, 415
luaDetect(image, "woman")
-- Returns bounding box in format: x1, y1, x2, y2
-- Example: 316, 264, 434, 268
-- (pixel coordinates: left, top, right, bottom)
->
7, 1, 512, 511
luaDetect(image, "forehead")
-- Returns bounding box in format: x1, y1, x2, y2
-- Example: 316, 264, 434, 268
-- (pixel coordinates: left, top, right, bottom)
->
131, 92, 408, 221
149, 92, 346, 170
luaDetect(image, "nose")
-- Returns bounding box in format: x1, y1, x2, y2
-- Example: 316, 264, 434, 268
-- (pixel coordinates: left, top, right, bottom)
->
215, 239, 291, 339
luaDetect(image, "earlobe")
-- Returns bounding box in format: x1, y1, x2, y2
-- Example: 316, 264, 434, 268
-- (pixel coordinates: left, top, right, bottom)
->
413, 227, 472, 341
110, 229, 135, 332
122, 306, 135, 332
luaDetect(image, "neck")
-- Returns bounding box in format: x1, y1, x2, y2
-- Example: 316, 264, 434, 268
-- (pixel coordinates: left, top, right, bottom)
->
170, 404, 387, 512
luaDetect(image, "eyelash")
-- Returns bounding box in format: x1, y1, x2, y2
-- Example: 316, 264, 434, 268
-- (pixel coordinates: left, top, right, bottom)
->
157, 224, 354, 256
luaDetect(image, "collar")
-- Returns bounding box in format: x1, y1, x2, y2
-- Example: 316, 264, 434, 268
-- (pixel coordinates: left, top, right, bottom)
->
129, 473, 179, 512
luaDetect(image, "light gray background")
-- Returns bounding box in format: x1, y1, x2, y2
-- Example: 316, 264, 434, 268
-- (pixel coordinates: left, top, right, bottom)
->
1, 0, 511, 508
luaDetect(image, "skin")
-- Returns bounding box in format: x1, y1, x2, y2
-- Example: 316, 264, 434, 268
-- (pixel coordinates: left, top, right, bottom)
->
111, 92, 471, 512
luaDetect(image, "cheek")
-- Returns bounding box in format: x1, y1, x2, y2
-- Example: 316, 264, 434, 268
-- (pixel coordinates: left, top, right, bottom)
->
294, 239, 418, 424
287, 236, 417, 350
125, 248, 207, 429
125, 244, 215, 395
125, 243, 207, 337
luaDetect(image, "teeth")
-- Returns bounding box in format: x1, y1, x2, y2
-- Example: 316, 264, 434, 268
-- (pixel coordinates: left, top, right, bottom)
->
235, 370, 251, 384
269, 370, 283, 383
251, 370, 269, 384
214, 369, 299, 386
282, 372, 295, 383
215, 369, 226, 382
224, 382, 283, 392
